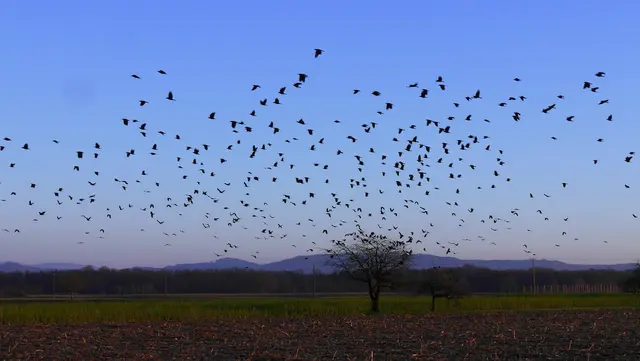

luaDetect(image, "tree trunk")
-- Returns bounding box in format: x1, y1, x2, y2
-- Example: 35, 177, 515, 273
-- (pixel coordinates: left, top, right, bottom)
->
430, 286, 436, 312
367, 280, 380, 313
369, 285, 381, 313
371, 297, 380, 312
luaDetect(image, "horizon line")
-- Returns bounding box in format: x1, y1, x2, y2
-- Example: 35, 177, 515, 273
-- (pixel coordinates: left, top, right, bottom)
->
2, 253, 637, 270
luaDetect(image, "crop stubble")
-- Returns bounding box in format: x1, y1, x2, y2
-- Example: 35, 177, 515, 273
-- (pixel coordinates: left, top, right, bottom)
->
0, 309, 639, 360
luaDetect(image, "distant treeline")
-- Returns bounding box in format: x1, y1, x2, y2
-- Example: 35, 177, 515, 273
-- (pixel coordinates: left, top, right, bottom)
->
0, 265, 637, 297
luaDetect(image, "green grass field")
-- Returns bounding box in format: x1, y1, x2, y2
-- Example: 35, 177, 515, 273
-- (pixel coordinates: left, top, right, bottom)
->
0, 294, 638, 324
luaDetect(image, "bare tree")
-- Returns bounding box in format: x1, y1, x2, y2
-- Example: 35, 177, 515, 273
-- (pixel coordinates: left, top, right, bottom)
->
622, 261, 640, 294
416, 266, 469, 311
326, 226, 413, 312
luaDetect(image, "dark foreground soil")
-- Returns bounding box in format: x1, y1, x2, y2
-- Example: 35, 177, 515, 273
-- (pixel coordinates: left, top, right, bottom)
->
1, 309, 639, 360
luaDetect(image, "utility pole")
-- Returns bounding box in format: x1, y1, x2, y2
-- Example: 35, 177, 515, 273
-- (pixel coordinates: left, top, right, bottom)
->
312, 264, 316, 299
531, 258, 537, 294
52, 270, 57, 301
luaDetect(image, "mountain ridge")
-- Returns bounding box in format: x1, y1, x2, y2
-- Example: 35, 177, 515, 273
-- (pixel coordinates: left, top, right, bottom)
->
0, 254, 635, 273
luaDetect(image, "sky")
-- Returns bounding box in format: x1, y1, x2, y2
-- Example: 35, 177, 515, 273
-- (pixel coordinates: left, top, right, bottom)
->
1, 0, 639, 268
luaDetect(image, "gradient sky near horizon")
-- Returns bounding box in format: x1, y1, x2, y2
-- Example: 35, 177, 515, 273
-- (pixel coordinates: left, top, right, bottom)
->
1, 1, 639, 268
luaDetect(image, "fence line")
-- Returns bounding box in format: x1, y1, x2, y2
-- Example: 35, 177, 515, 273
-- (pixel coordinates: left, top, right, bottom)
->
521, 283, 621, 294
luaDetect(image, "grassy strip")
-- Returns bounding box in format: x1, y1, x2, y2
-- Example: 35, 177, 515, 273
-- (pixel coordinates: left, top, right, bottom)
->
0, 294, 638, 324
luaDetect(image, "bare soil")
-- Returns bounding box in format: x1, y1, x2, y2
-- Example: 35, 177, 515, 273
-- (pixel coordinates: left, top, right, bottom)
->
1, 309, 639, 360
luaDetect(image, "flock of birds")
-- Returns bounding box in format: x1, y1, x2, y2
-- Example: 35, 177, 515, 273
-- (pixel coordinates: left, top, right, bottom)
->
0, 48, 634, 264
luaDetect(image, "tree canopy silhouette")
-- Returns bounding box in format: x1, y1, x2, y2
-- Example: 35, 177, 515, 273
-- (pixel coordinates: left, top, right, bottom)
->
326, 226, 413, 312
415, 266, 471, 311
623, 261, 640, 294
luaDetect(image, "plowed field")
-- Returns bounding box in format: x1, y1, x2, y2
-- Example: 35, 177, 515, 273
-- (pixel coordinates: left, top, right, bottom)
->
1, 309, 639, 360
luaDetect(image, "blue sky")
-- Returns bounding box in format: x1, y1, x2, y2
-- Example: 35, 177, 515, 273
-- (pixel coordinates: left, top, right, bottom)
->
1, 0, 639, 268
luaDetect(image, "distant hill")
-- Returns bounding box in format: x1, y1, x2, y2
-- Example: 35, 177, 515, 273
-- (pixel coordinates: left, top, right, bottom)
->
161, 254, 636, 273
32, 263, 89, 271
0, 254, 635, 273
155, 254, 636, 273
0, 262, 41, 273
164, 258, 260, 271
406, 254, 636, 272
0, 262, 89, 272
